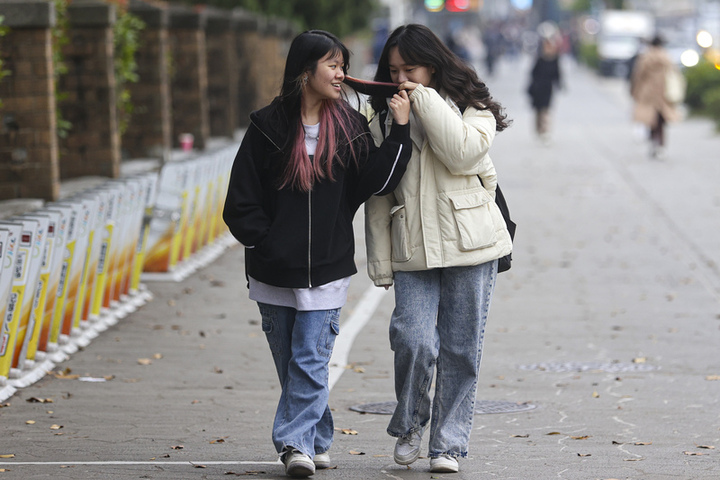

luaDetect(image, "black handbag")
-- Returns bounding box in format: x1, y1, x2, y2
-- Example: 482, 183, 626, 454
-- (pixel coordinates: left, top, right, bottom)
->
493, 184, 515, 273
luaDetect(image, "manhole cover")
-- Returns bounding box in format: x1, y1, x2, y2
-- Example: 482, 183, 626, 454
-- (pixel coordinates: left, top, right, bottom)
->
350, 400, 536, 415
518, 362, 660, 373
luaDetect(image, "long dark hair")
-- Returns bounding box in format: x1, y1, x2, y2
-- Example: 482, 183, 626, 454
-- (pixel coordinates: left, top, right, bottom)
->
370, 24, 509, 132
277, 30, 367, 191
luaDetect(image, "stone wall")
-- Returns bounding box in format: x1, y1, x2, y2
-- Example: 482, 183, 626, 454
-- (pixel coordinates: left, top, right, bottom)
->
0, 0, 294, 201
0, 1, 59, 201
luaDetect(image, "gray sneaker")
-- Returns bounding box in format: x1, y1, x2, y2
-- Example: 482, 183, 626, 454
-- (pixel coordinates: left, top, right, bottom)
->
282, 449, 315, 477
393, 431, 422, 465
430, 454, 459, 473
313, 451, 331, 469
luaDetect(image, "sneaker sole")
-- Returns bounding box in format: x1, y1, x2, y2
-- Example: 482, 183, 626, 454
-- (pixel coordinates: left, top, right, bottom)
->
430, 465, 459, 473
286, 463, 315, 477
393, 450, 420, 465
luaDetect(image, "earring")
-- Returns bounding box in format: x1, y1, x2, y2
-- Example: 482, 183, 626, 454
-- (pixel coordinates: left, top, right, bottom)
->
302, 75, 308, 86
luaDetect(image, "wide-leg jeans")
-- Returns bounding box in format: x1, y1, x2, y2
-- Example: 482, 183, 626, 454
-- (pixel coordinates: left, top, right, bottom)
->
258, 303, 340, 458
387, 261, 497, 458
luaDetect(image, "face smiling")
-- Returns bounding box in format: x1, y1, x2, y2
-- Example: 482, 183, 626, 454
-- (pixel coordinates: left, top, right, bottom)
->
304, 51, 345, 103
388, 47, 434, 88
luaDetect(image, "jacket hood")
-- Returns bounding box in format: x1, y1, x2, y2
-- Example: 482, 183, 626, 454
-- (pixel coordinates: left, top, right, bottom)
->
249, 98, 288, 151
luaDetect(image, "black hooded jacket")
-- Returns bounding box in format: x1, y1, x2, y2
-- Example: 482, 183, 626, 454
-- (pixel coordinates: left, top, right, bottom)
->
223, 100, 411, 288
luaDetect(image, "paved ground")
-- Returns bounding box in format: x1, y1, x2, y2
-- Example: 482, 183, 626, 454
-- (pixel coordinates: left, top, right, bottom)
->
1, 54, 719, 480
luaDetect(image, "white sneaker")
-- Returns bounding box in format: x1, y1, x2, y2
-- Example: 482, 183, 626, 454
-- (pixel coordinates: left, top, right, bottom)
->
313, 451, 331, 469
430, 454, 459, 473
282, 449, 315, 477
394, 431, 422, 465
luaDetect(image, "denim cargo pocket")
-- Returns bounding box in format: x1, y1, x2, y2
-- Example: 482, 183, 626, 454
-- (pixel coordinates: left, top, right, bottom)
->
258, 305, 282, 356
449, 191, 498, 251
390, 204, 411, 262
317, 309, 341, 358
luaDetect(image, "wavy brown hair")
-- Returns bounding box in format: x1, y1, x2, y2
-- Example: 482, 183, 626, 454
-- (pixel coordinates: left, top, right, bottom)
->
370, 24, 509, 132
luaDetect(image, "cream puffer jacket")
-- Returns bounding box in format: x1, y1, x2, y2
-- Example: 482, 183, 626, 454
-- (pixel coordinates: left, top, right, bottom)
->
364, 84, 512, 286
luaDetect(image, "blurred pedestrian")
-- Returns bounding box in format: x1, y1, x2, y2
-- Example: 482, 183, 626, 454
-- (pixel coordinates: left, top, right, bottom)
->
630, 34, 681, 159
366, 24, 513, 474
223, 30, 411, 478
527, 30, 562, 144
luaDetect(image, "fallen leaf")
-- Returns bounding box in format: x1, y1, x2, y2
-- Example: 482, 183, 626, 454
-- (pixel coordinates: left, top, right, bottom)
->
213, 367, 223, 374
634, 442, 652, 446
192, 464, 206, 468
353, 367, 365, 373
171, 445, 184, 450
612, 441, 624, 445
632, 357, 647, 364
0, 468, 7, 472
26, 397, 53, 403
511, 434, 529, 438
25, 420, 36, 425
571, 436, 591, 440
697, 445, 715, 449
50, 425, 63, 430
137, 358, 152, 365
0, 454, 14, 458
349, 450, 365, 455
210, 438, 227, 444
52, 372, 80, 380
577, 453, 591, 457
684, 451, 707, 456
546, 432, 562, 435
592, 391, 600, 398
705, 375, 720, 381
624, 458, 644, 462
341, 429, 358, 435
153, 353, 163, 360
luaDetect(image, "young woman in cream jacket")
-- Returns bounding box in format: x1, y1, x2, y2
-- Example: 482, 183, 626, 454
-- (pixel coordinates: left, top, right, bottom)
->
365, 24, 512, 474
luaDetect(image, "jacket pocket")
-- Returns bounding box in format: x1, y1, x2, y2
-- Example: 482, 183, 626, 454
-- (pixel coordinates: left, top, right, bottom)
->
449, 191, 498, 251
390, 204, 411, 262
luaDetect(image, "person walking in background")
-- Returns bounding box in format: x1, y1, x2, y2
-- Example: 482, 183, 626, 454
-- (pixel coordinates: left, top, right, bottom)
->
365, 24, 512, 474
223, 30, 411, 478
630, 34, 681, 160
527, 24, 562, 145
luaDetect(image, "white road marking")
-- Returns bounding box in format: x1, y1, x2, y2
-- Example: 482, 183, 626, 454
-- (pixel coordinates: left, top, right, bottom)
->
0, 461, 281, 466
328, 285, 388, 390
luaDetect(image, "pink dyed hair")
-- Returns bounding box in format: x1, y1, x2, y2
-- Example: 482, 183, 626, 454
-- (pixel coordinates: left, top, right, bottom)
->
279, 99, 365, 192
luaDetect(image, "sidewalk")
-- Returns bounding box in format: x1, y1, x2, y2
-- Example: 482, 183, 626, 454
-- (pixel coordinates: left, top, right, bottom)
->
0, 56, 719, 480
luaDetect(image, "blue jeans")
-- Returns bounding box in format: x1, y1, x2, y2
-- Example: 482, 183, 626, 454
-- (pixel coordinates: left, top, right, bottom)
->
258, 303, 340, 457
387, 261, 497, 458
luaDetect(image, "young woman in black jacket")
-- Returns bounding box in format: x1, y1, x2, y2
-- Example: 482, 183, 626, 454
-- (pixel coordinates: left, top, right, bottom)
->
223, 30, 411, 478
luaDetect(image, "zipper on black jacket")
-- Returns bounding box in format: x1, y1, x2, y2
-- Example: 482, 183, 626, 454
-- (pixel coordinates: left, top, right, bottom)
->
307, 190, 312, 287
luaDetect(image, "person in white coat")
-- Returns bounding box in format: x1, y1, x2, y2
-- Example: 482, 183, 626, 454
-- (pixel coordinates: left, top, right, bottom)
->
365, 24, 512, 474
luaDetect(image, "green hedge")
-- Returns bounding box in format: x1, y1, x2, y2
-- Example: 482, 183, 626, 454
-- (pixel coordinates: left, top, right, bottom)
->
684, 58, 720, 128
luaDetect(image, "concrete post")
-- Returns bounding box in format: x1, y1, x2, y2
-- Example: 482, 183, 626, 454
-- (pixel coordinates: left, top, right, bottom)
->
0, 1, 60, 201
125, 0, 171, 162
232, 10, 262, 128
168, 7, 209, 151
59, 0, 120, 179
205, 11, 237, 139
